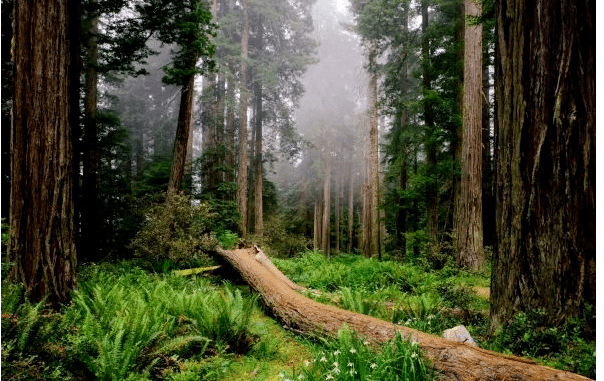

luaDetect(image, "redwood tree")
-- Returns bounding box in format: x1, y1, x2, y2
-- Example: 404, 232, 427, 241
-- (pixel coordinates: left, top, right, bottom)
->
492, 0, 595, 328
10, 0, 80, 305
456, 0, 484, 271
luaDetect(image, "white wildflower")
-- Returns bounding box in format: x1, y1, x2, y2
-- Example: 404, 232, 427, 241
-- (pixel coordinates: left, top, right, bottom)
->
411, 352, 418, 358
333, 362, 339, 368
370, 363, 378, 369
326, 375, 334, 380
349, 348, 356, 354
334, 350, 341, 356
333, 367, 340, 374
320, 356, 327, 362
349, 369, 357, 376
298, 375, 305, 380
304, 360, 311, 367
279, 373, 285, 379
348, 362, 354, 367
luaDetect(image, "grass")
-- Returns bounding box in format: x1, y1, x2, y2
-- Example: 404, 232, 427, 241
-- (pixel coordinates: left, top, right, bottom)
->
1, 251, 595, 379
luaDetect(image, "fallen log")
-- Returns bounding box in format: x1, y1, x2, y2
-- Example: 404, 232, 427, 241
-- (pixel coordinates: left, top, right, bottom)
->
215, 246, 591, 381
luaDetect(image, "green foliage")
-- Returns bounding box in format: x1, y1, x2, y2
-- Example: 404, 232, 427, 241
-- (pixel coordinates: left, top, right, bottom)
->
1, 284, 71, 380
255, 214, 311, 258
437, 280, 475, 310
285, 325, 431, 381
216, 229, 238, 249
130, 193, 217, 265
147, 0, 217, 85
489, 306, 596, 378
339, 287, 385, 317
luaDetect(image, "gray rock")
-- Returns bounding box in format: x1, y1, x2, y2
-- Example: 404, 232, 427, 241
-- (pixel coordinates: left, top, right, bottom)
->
442, 325, 478, 346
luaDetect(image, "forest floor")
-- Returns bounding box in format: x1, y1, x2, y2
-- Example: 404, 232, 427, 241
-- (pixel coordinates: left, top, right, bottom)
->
0, 250, 595, 380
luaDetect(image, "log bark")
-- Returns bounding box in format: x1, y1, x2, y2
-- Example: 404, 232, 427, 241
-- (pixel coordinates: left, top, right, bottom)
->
215, 246, 591, 381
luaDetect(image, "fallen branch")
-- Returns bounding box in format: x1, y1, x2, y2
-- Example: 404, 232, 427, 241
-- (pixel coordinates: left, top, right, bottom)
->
215, 246, 591, 381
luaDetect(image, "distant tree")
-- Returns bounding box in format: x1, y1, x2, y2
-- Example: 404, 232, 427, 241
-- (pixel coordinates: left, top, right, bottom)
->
491, 0, 595, 329
237, 0, 250, 236
456, 0, 484, 271
10, 0, 79, 305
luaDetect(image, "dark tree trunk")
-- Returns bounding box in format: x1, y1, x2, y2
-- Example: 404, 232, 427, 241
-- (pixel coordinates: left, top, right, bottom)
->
10, 0, 79, 306
167, 70, 196, 197
236, 0, 250, 236
457, 0, 484, 271
253, 79, 263, 237
492, 0, 595, 329
82, 10, 99, 261
422, 1, 438, 242
322, 156, 331, 258
347, 163, 354, 253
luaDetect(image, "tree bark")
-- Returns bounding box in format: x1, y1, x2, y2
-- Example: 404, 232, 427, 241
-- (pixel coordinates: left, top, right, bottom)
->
335, 167, 341, 252
10, 0, 79, 306
347, 163, 354, 253
457, 0, 484, 272
236, 0, 250, 236
322, 156, 331, 258
253, 78, 263, 237
492, 0, 595, 328
167, 71, 196, 196
215, 246, 591, 381
421, 1, 438, 242
368, 50, 380, 259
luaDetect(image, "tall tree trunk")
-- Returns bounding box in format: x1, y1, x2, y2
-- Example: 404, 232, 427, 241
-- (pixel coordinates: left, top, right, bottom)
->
225, 73, 235, 184
368, 50, 380, 259
236, 0, 250, 236
396, 9, 409, 254
167, 70, 197, 196
253, 79, 263, 237
335, 167, 341, 252
492, 0, 595, 329
422, 1, 438, 242
10, 0, 79, 306
322, 157, 331, 257
457, 0, 484, 271
82, 10, 99, 261
482, 25, 494, 248
348, 163, 354, 253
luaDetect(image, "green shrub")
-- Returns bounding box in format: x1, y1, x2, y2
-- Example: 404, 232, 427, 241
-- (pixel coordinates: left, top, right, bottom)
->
437, 281, 475, 310
130, 194, 218, 265
216, 230, 238, 249
489, 306, 595, 378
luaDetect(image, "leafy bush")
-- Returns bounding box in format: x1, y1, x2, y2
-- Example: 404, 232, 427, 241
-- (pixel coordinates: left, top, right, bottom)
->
489, 306, 595, 378
254, 214, 311, 258
130, 194, 218, 264
437, 280, 476, 310
216, 229, 238, 249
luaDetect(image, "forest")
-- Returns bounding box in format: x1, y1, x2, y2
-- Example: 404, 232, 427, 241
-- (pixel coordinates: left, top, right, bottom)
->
1, 0, 595, 380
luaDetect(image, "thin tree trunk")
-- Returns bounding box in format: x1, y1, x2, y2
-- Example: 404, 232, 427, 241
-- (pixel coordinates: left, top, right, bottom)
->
225, 74, 235, 184
335, 167, 341, 252
492, 0, 595, 329
348, 163, 354, 253
10, 0, 79, 306
82, 10, 99, 261
253, 79, 263, 237
457, 0, 484, 271
368, 50, 380, 259
236, 0, 250, 236
322, 156, 331, 258
422, 1, 438, 242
